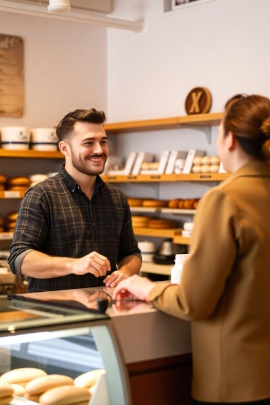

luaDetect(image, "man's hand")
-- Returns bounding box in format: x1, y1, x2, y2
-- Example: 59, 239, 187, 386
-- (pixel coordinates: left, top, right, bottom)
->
103, 270, 128, 287
68, 251, 111, 277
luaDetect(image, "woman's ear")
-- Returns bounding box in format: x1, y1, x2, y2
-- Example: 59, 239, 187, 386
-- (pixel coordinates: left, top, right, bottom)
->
225, 131, 236, 151
59, 141, 70, 157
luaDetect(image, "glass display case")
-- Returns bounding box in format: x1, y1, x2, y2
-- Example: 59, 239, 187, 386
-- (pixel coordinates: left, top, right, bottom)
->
0, 292, 132, 405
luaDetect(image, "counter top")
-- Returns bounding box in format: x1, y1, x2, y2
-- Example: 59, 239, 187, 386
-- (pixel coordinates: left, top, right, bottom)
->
0, 285, 191, 364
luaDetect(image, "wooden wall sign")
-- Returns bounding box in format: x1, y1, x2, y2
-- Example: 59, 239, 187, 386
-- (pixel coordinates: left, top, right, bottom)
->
185, 87, 212, 115
0, 34, 24, 117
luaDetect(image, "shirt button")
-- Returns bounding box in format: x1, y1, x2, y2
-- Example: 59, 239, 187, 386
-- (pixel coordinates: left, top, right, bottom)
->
92, 223, 95, 227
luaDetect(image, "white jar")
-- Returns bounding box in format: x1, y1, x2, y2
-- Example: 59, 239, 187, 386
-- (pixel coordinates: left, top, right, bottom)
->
171, 254, 190, 284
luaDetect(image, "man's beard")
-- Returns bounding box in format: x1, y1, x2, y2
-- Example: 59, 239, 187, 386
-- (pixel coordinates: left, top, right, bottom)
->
70, 151, 107, 176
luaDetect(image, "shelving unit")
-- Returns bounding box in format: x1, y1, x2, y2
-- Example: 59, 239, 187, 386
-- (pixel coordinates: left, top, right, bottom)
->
102, 172, 229, 183
104, 112, 223, 133
0, 149, 63, 159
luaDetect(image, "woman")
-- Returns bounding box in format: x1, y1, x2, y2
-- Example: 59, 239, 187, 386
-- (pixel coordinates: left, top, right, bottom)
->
114, 94, 270, 404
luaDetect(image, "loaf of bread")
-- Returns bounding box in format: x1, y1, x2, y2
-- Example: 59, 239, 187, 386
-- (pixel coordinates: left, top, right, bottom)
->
142, 199, 168, 208
39, 385, 91, 405
74, 369, 105, 388
25, 374, 74, 395
7, 176, 30, 187
0, 381, 14, 405
148, 219, 176, 229
0, 368, 47, 385
127, 198, 143, 207
168, 199, 179, 209
6, 212, 17, 222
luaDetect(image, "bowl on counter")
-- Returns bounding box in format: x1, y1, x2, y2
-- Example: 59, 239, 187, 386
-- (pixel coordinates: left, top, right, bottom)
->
30, 128, 58, 151
0, 127, 30, 150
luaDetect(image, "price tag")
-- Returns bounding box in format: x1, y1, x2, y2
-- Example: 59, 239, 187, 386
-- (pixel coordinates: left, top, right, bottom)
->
4, 191, 20, 198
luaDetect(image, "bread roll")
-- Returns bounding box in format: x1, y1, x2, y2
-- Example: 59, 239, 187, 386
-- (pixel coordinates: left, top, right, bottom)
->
201, 165, 211, 173
192, 165, 201, 173
74, 369, 105, 388
0, 175, 7, 185
201, 156, 211, 165
168, 199, 179, 209
0, 368, 47, 384
7, 186, 29, 192
7, 176, 30, 187
6, 212, 17, 222
210, 164, 219, 173
0, 185, 4, 191
11, 383, 25, 396
193, 156, 202, 165
25, 374, 74, 395
0, 381, 13, 405
0, 217, 3, 226
39, 385, 91, 405
210, 155, 220, 165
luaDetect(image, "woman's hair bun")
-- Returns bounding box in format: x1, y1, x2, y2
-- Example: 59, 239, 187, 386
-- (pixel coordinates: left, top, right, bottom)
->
260, 116, 270, 137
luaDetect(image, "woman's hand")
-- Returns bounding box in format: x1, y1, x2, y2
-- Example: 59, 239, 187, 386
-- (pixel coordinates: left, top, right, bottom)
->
113, 274, 156, 301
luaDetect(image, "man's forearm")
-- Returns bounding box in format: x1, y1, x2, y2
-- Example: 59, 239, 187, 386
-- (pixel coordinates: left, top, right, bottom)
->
20, 250, 74, 278
118, 255, 142, 277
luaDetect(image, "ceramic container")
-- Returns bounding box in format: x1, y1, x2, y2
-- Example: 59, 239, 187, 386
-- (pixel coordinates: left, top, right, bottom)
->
1, 127, 30, 150
31, 128, 58, 151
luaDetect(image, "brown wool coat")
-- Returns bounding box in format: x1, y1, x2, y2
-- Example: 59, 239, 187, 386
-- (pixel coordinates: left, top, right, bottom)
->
148, 161, 270, 403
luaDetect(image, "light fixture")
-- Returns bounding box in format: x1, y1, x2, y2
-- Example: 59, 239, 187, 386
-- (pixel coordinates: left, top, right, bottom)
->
48, 0, 70, 14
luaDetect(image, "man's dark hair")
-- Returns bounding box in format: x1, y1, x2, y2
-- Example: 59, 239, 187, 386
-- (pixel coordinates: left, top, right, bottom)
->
56, 108, 106, 141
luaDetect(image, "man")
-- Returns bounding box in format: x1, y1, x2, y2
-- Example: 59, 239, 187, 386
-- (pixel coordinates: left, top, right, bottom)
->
8, 108, 142, 292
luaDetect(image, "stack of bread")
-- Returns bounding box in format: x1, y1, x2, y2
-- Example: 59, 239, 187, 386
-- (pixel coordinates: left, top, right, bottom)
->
0, 367, 105, 404
148, 218, 177, 229
132, 215, 149, 228
141, 199, 168, 208
192, 155, 220, 174
168, 198, 200, 210
6, 176, 30, 192
128, 198, 143, 207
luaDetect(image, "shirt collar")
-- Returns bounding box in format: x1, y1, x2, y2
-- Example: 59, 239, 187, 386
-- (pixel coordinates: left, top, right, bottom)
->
59, 165, 105, 194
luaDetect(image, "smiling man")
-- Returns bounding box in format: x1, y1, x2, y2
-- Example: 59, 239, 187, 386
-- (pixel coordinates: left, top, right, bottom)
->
8, 108, 142, 292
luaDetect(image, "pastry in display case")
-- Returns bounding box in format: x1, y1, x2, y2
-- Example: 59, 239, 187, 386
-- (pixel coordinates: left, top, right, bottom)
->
0, 290, 132, 405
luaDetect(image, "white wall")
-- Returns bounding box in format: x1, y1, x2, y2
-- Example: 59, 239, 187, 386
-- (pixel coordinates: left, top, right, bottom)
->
107, 0, 270, 122
0, 11, 107, 128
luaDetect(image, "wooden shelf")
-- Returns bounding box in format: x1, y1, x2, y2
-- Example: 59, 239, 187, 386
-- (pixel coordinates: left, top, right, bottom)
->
104, 112, 223, 133
140, 262, 172, 276
0, 149, 63, 159
102, 172, 230, 183
133, 227, 181, 238
173, 235, 191, 245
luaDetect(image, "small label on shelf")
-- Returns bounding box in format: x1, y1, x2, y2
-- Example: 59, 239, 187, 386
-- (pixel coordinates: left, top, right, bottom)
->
4, 191, 20, 198
199, 175, 212, 179
127, 175, 137, 180
150, 175, 161, 179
